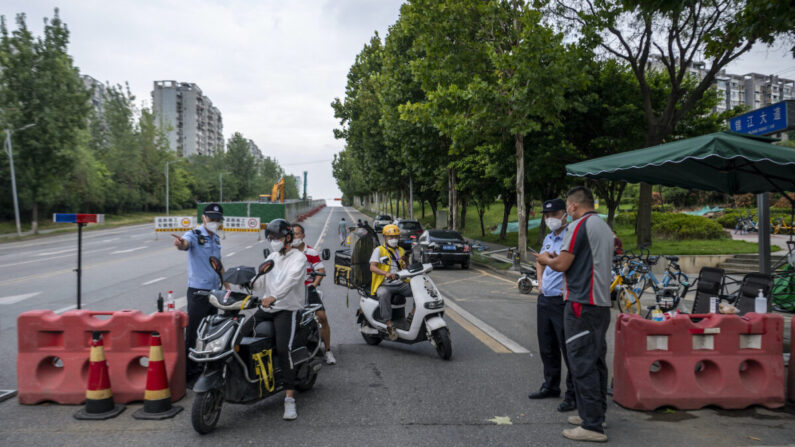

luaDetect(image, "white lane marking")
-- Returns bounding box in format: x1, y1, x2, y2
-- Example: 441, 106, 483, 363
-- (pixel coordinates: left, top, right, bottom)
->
54, 304, 77, 314
0, 247, 120, 268
111, 246, 147, 254
142, 277, 167, 286
34, 248, 75, 256
0, 291, 42, 305
227, 252, 237, 257
313, 207, 334, 247
101, 238, 119, 243
442, 293, 530, 354
245, 245, 253, 249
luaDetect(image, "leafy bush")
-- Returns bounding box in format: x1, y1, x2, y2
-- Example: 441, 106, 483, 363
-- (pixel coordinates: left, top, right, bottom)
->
615, 212, 637, 226
652, 213, 727, 240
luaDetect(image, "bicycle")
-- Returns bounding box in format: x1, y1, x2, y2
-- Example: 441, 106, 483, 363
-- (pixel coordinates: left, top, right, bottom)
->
610, 255, 642, 314
632, 249, 690, 317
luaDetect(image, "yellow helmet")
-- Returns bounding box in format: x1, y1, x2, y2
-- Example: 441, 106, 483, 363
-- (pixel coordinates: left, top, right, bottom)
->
382, 224, 400, 236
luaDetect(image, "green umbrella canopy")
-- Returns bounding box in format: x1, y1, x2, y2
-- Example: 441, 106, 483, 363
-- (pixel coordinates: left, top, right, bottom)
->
566, 131, 795, 195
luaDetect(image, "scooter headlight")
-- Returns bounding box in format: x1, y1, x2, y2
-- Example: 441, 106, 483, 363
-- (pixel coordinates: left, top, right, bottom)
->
205, 329, 234, 353
424, 298, 444, 310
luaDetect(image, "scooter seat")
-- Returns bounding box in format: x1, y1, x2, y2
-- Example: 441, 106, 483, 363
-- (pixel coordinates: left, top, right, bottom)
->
254, 320, 275, 338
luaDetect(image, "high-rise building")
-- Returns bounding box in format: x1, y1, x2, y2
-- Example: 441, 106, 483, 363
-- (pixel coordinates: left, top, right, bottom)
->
81, 75, 106, 117
247, 139, 263, 159
151, 80, 224, 156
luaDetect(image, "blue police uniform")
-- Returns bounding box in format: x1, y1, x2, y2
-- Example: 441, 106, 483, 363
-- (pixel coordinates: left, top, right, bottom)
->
181, 203, 224, 382
529, 198, 576, 410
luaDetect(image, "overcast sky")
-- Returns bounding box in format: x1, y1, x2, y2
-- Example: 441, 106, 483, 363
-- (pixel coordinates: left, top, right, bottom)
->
2, 1, 793, 200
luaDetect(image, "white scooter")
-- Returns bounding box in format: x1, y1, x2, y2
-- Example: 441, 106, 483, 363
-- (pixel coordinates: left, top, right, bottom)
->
356, 263, 452, 360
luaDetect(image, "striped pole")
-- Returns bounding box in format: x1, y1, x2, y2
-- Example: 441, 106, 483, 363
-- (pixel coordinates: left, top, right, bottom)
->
133, 332, 183, 419
74, 332, 125, 420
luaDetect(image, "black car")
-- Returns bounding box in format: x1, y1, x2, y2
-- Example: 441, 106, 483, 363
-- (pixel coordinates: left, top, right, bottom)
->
411, 230, 470, 269
373, 214, 393, 232
397, 220, 423, 250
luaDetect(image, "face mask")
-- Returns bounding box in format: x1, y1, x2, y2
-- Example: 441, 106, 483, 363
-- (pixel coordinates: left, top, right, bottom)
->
270, 239, 285, 252
205, 221, 220, 233
546, 217, 563, 232
291, 238, 303, 247
387, 239, 398, 248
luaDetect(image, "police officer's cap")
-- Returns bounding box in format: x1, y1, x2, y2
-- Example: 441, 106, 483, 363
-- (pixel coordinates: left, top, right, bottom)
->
542, 198, 566, 214
203, 203, 224, 218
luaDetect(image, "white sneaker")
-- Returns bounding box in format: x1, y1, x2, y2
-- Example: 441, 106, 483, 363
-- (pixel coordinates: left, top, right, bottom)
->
283, 397, 297, 420
568, 415, 607, 428
324, 351, 337, 365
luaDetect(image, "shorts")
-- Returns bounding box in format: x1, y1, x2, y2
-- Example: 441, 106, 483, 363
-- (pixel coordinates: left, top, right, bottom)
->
307, 286, 325, 311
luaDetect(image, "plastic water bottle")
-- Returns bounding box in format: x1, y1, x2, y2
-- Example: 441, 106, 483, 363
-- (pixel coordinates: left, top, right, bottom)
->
755, 289, 767, 314
651, 307, 664, 322
167, 290, 175, 312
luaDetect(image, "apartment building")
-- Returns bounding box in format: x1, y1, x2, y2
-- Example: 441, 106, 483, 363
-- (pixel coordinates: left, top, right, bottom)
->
151, 80, 224, 156
81, 75, 107, 117
247, 138, 263, 159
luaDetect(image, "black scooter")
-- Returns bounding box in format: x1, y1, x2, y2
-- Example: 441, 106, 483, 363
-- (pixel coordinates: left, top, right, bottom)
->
189, 251, 327, 434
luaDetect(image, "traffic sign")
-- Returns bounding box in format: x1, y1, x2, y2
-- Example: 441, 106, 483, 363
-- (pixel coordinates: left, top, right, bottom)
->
154, 216, 196, 232
728, 100, 794, 136
222, 216, 261, 232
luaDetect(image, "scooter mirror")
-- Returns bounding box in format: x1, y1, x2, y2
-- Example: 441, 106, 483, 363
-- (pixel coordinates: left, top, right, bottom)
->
263, 248, 271, 259
321, 248, 331, 260
209, 256, 224, 274
259, 260, 275, 274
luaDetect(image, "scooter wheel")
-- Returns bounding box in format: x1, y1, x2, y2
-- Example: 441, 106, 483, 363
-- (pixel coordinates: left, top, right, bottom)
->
361, 331, 382, 345
517, 278, 533, 294
191, 389, 223, 435
432, 327, 452, 360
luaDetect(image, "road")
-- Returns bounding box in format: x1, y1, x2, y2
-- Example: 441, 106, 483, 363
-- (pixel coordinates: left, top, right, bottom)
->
0, 206, 793, 446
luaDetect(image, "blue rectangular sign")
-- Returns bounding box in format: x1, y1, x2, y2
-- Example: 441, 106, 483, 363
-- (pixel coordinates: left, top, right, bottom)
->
728, 101, 791, 136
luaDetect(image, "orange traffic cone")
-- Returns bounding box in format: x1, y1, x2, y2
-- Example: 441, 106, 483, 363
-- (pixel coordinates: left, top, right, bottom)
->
133, 332, 183, 419
74, 332, 125, 420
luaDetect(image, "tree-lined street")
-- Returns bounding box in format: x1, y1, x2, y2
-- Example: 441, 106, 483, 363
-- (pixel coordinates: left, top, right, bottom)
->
1, 207, 794, 446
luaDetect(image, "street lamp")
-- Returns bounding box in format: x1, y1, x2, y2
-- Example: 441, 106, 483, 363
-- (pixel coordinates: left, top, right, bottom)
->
219, 172, 229, 202
164, 159, 183, 216
3, 123, 36, 236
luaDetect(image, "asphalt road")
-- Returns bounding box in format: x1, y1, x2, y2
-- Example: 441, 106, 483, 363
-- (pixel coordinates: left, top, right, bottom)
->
0, 206, 793, 446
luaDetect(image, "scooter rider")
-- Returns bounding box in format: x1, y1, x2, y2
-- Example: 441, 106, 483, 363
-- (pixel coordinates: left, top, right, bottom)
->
369, 224, 412, 341
256, 218, 307, 420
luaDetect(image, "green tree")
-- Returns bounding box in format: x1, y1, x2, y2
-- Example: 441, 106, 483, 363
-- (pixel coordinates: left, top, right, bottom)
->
0, 10, 91, 231
550, 0, 795, 246
225, 132, 255, 200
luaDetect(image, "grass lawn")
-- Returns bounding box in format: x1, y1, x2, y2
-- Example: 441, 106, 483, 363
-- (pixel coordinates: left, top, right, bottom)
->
359, 200, 770, 255
0, 208, 195, 242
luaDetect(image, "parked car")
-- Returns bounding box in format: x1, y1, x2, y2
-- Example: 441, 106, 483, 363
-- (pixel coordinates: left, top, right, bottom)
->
397, 220, 423, 250
373, 214, 394, 232
411, 229, 470, 269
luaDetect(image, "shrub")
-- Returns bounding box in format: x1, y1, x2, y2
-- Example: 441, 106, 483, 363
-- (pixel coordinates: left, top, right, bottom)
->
652, 213, 727, 240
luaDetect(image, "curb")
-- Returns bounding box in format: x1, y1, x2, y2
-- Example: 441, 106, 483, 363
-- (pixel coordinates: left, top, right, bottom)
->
470, 258, 521, 280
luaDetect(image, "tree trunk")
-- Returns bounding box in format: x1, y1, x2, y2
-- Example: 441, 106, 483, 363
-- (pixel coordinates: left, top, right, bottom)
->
478, 205, 486, 237
500, 194, 514, 241
448, 166, 458, 231
460, 197, 467, 231
421, 199, 425, 218
429, 199, 438, 228
389, 192, 394, 217
515, 133, 527, 260
637, 183, 653, 247
31, 201, 39, 234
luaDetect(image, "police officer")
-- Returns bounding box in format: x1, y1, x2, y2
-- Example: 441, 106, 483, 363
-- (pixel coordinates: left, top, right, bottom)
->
528, 198, 576, 413
172, 203, 228, 386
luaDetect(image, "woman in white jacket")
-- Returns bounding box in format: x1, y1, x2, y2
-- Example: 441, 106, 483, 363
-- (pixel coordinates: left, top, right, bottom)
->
256, 219, 307, 420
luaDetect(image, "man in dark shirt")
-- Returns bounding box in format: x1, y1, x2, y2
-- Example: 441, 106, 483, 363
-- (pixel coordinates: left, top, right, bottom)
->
537, 186, 613, 443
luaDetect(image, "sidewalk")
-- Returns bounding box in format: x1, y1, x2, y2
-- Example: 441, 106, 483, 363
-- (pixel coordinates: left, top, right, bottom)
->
728, 230, 794, 250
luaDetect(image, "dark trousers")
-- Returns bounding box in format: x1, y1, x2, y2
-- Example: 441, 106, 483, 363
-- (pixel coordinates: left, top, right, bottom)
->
186, 287, 216, 379
564, 301, 611, 434
255, 309, 300, 390
536, 295, 575, 401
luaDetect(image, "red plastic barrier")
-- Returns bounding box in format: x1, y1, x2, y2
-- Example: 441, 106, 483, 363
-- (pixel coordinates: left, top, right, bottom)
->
613, 313, 785, 410
789, 317, 794, 402
18, 309, 187, 405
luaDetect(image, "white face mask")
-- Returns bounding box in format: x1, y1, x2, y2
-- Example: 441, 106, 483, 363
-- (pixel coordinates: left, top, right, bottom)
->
387, 239, 398, 248
546, 215, 566, 232
291, 238, 303, 247
270, 239, 285, 252
205, 221, 220, 234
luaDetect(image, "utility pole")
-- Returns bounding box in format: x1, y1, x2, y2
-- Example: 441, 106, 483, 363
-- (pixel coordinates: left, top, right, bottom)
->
3, 123, 35, 236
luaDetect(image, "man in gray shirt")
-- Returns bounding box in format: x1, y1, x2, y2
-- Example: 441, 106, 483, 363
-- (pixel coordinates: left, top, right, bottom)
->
537, 186, 613, 443
338, 217, 348, 245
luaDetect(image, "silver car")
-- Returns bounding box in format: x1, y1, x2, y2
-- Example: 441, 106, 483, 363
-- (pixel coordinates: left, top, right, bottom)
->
373, 214, 394, 231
